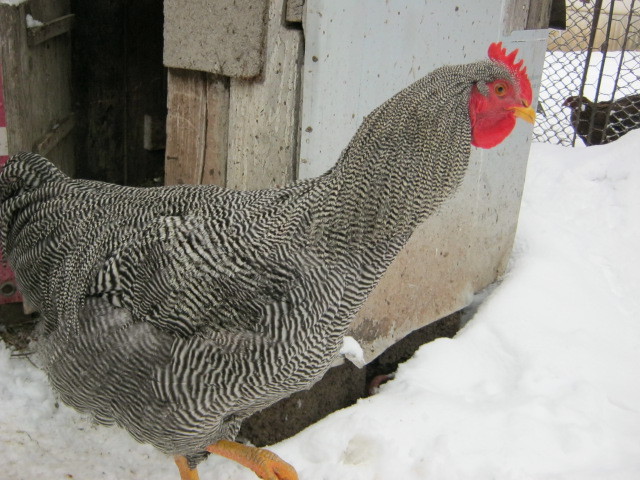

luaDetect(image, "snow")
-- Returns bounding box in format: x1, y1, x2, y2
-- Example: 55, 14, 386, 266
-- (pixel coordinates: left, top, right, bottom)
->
25, 14, 43, 28
2, 130, 640, 478
340, 336, 366, 368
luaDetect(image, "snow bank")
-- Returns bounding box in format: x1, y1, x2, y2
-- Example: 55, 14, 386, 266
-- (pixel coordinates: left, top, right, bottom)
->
1, 131, 640, 479
240, 131, 640, 480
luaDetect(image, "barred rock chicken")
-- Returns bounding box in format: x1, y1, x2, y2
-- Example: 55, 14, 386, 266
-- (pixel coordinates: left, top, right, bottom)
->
563, 94, 640, 146
0, 42, 533, 480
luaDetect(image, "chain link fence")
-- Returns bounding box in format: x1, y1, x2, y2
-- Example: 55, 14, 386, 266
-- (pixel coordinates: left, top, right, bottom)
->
534, 0, 640, 146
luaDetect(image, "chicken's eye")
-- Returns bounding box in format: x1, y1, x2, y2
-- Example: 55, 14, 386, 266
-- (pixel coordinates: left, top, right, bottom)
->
494, 83, 507, 96
493, 82, 507, 97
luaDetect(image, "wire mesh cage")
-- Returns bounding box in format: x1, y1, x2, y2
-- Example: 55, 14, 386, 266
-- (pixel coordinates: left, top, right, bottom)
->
534, 0, 640, 146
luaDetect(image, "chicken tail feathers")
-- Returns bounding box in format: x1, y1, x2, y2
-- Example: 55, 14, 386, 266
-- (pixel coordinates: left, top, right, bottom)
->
0, 152, 68, 202
0, 152, 69, 256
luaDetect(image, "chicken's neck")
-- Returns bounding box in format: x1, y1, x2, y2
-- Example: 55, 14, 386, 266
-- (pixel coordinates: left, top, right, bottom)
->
312, 74, 474, 266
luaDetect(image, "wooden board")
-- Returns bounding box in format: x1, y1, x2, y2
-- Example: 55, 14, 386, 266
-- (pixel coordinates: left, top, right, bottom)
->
226, 0, 303, 190
503, 0, 553, 33
0, 65, 21, 305
0, 0, 74, 174
503, 0, 531, 34
163, 0, 302, 189
202, 74, 230, 186
165, 69, 230, 187
165, 68, 207, 185
27, 13, 74, 46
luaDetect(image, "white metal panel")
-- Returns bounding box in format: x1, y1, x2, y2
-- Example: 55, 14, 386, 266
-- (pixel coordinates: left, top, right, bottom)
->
297, 0, 549, 361
299, 0, 512, 178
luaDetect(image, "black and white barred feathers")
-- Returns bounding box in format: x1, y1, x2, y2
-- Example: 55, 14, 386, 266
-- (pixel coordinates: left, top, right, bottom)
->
0, 59, 514, 466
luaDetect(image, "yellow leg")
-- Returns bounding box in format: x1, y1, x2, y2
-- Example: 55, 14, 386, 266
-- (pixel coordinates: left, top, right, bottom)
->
206, 440, 298, 480
175, 455, 200, 480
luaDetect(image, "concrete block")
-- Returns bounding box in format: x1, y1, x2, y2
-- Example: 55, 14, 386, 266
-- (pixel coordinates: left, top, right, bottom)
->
286, 0, 304, 23
163, 0, 269, 78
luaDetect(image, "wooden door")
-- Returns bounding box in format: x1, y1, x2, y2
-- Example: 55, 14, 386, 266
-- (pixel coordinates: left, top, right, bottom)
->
0, 0, 74, 305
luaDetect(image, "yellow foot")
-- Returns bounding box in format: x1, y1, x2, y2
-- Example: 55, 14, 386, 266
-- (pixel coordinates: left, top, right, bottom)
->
175, 455, 200, 480
206, 440, 298, 480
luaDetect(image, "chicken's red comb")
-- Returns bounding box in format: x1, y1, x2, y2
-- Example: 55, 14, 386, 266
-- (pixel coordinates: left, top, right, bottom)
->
488, 42, 532, 104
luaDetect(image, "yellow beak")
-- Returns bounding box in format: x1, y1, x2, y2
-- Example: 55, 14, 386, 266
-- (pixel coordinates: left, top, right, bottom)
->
509, 104, 536, 124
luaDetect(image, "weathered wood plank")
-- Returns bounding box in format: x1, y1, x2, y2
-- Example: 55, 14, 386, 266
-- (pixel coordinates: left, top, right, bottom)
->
503, 0, 529, 34
504, 0, 553, 34
0, 126, 7, 157
0, 0, 73, 307
164, 68, 207, 185
33, 112, 75, 155
0, 0, 74, 174
226, 0, 304, 190
27, 13, 75, 47
201, 74, 230, 186
526, 0, 553, 30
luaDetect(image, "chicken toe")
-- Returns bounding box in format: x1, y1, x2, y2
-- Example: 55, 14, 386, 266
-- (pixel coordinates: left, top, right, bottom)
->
175, 455, 200, 480
206, 440, 298, 480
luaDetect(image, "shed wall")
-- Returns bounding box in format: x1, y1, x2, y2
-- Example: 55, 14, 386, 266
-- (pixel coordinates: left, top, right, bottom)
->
161, 0, 550, 363
0, 0, 75, 305
298, 0, 548, 361
0, 0, 74, 174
